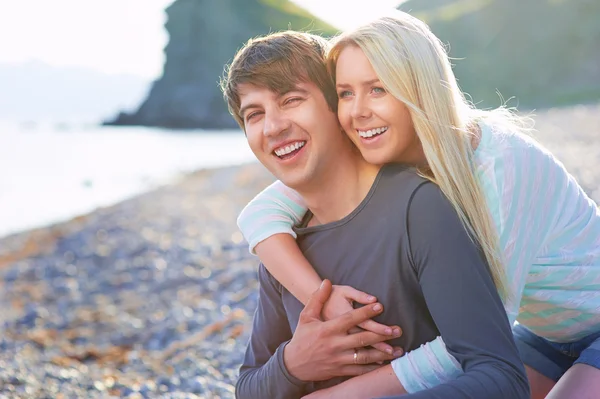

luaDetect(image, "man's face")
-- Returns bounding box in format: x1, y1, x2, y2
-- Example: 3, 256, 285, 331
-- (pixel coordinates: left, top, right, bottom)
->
238, 81, 344, 190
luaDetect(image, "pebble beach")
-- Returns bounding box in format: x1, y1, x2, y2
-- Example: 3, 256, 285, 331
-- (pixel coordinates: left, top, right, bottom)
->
1, 103, 599, 398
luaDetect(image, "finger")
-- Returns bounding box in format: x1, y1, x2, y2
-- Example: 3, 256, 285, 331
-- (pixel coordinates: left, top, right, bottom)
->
332, 303, 384, 332
357, 319, 402, 337
352, 348, 396, 365
339, 364, 382, 377
299, 279, 333, 322
340, 286, 377, 305
342, 330, 393, 349
392, 346, 404, 357
347, 327, 394, 355
367, 343, 404, 357
370, 342, 394, 355
347, 326, 362, 335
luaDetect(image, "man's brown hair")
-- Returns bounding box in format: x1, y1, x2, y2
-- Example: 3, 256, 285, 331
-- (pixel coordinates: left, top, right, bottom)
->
220, 31, 338, 129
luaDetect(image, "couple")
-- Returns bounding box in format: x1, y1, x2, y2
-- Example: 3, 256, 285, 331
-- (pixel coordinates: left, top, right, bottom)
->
221, 10, 600, 399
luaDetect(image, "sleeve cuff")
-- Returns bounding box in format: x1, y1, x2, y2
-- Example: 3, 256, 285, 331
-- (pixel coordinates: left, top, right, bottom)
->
248, 227, 298, 255
276, 341, 308, 389
391, 338, 462, 393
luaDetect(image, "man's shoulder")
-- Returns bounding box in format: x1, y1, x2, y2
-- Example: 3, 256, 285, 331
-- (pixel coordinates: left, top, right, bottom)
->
360, 164, 436, 228
377, 163, 432, 196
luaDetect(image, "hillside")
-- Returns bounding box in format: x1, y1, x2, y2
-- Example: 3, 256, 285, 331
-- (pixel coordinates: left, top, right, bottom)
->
105, 0, 338, 129
399, 0, 600, 109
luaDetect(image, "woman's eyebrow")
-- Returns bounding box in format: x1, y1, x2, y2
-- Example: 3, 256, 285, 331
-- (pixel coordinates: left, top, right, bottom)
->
336, 78, 381, 88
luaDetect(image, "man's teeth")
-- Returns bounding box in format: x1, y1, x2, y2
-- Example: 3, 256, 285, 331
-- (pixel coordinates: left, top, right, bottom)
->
358, 127, 388, 138
274, 141, 305, 157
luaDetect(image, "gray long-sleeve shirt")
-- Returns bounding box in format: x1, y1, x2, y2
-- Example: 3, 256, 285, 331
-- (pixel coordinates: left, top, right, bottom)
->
236, 164, 529, 399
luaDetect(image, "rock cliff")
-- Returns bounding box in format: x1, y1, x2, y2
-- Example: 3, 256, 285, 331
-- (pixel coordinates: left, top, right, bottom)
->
104, 0, 337, 129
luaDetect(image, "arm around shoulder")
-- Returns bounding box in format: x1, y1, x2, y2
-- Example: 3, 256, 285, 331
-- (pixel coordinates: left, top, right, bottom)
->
237, 180, 308, 253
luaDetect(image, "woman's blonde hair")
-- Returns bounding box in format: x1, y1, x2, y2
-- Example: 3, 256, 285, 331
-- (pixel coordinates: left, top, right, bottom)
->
328, 11, 531, 300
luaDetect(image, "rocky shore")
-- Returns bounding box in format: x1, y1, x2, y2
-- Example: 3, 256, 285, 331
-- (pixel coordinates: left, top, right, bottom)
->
0, 164, 275, 398
1, 103, 599, 398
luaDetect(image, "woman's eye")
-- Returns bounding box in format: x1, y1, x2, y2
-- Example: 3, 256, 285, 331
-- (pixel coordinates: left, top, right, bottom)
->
372, 87, 386, 94
338, 90, 352, 98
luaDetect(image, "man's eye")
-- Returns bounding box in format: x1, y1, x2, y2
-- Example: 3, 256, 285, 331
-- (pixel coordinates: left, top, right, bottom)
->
284, 97, 302, 105
246, 112, 261, 122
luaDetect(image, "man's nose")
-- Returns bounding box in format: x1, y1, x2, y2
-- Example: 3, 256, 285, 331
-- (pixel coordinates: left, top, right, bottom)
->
263, 109, 290, 137
350, 95, 372, 120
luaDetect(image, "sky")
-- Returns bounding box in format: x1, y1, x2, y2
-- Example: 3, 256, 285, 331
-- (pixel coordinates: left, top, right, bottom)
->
0, 0, 402, 79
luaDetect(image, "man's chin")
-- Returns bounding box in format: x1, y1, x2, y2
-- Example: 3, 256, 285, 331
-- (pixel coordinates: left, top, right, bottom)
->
273, 172, 310, 191
264, 156, 316, 189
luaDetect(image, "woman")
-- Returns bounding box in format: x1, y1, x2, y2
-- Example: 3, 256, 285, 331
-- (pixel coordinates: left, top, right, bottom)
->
238, 11, 600, 399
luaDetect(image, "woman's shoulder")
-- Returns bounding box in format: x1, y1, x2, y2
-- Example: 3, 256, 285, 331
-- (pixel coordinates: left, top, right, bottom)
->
476, 119, 553, 167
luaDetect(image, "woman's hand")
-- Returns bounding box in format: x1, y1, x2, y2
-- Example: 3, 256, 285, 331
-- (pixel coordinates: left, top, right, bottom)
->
323, 285, 403, 356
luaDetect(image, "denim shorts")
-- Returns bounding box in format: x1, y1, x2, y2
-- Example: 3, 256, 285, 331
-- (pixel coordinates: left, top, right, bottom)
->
513, 324, 600, 382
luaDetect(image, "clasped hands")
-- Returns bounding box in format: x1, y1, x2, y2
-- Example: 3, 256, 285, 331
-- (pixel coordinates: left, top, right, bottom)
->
283, 280, 403, 383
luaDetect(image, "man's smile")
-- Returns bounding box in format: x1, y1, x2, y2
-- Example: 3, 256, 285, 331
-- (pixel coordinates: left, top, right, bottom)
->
273, 140, 307, 159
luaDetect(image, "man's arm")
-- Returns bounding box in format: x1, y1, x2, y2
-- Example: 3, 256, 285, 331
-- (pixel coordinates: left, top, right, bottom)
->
398, 182, 529, 398
236, 264, 307, 399
305, 182, 529, 399
237, 271, 398, 399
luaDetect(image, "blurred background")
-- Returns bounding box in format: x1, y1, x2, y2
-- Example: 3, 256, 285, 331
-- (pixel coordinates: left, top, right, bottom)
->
0, 0, 598, 398
2, 0, 598, 238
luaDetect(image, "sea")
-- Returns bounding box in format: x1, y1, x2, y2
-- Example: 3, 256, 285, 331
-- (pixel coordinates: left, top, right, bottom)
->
0, 121, 256, 238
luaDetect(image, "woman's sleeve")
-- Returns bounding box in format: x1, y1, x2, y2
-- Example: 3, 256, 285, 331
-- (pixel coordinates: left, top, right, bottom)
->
390, 336, 461, 392
237, 180, 309, 253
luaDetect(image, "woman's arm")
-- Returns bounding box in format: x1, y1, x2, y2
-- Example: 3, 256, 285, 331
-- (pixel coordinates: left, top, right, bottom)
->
255, 233, 322, 304
237, 180, 307, 254
302, 364, 406, 399
238, 180, 320, 304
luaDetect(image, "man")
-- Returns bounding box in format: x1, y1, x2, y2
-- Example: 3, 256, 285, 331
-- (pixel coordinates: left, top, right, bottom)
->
220, 31, 528, 399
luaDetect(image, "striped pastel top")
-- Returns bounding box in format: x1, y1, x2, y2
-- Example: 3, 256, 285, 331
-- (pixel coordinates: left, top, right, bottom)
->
237, 121, 600, 393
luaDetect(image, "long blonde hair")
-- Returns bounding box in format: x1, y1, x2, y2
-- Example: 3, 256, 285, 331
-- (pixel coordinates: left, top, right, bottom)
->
328, 11, 530, 300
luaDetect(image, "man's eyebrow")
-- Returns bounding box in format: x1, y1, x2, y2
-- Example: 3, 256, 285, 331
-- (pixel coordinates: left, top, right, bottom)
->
282, 87, 310, 96
336, 78, 381, 88
239, 87, 310, 117
239, 103, 260, 118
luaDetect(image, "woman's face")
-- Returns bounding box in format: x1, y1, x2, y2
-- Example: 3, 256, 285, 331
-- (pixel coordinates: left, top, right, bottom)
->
335, 45, 424, 165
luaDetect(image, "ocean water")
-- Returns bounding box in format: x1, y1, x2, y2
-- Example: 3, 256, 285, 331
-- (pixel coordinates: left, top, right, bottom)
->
0, 122, 256, 237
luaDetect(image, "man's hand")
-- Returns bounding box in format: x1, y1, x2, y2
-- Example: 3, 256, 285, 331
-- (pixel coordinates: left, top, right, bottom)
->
283, 280, 402, 382
323, 285, 403, 356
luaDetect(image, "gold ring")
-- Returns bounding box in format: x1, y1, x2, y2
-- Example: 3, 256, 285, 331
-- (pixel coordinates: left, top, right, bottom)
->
353, 348, 358, 364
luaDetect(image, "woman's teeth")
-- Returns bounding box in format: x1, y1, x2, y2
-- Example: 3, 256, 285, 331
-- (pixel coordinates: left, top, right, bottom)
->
274, 141, 305, 157
358, 127, 388, 138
